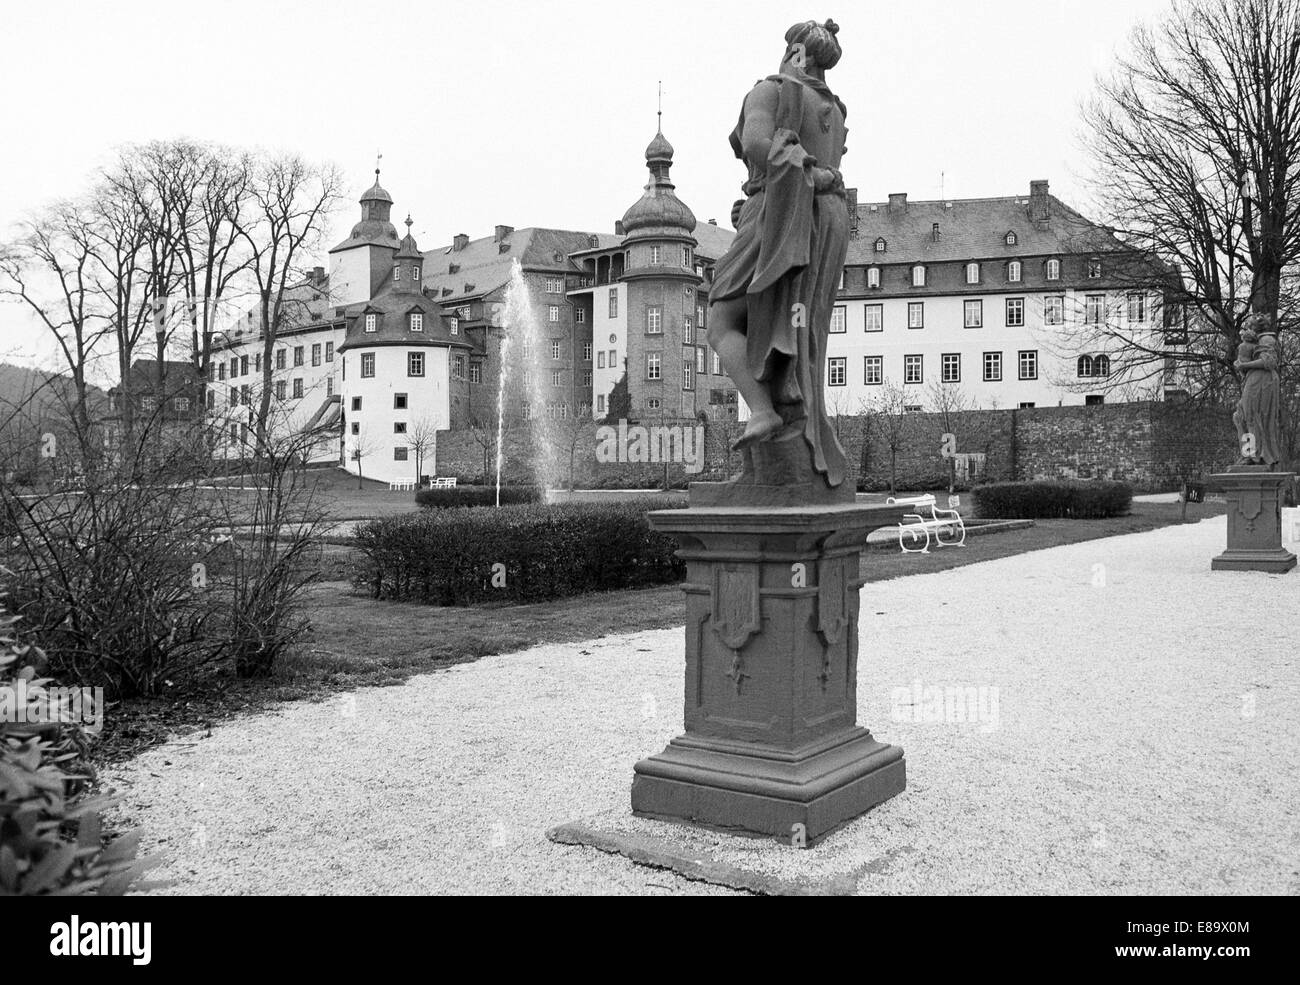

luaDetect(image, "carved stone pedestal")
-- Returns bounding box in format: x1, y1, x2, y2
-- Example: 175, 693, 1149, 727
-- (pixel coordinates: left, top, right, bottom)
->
1210, 469, 1297, 573
634, 487, 907, 842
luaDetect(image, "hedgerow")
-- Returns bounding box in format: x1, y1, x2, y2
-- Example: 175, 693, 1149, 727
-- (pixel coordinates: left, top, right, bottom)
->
973, 480, 1133, 519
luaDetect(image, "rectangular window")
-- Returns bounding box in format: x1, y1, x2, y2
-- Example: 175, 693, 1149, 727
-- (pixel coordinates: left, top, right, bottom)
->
650, 245, 661, 264
1018, 349, 1038, 380
292, 378, 303, 399
325, 341, 334, 362
218, 362, 226, 381
608, 289, 618, 318
240, 384, 249, 406
597, 394, 606, 412
174, 397, 191, 412
864, 355, 883, 385
545, 276, 563, 294
696, 346, 706, 373
868, 267, 880, 288
646, 352, 661, 380
1006, 298, 1024, 327
326, 376, 334, 396
597, 351, 606, 369
364, 314, 377, 333
683, 359, 694, 391
275, 380, 286, 400
548, 305, 560, 323
832, 305, 848, 333
454, 356, 466, 380
240, 355, 249, 376
1127, 293, 1146, 322
1044, 295, 1064, 325
255, 353, 261, 373
711, 350, 721, 375
904, 354, 923, 384
1085, 295, 1105, 325
696, 304, 705, 329
828, 356, 846, 386
1088, 259, 1102, 278
863, 304, 881, 333
582, 342, 592, 361
449, 318, 459, 336
469, 362, 482, 384
912, 265, 926, 287
607, 349, 616, 367
311, 343, 321, 366
942, 353, 961, 383
408, 352, 424, 377
394, 393, 408, 410
582, 371, 592, 387
964, 300, 983, 328
230, 357, 237, 378
647, 306, 662, 334
908, 302, 924, 329
394, 447, 408, 461
574, 308, 585, 324
276, 349, 286, 370
551, 369, 562, 387
682, 246, 691, 267
351, 397, 361, 411
684, 317, 694, 344
293, 346, 304, 366
360, 353, 375, 378
983, 351, 1002, 381
410, 313, 423, 332
965, 262, 980, 285
551, 339, 561, 360
394, 421, 407, 434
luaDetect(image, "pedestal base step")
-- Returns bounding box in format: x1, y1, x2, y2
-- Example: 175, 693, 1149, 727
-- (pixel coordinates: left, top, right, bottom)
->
1211, 548, 1297, 573
631, 728, 905, 842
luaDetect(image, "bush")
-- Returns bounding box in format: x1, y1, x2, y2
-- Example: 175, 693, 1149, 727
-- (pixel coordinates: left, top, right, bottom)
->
973, 480, 1133, 519
415, 485, 542, 509
0, 602, 156, 895
354, 500, 685, 605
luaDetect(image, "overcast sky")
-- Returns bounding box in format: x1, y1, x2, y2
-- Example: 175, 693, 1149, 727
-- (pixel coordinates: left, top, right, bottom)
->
0, 0, 1172, 373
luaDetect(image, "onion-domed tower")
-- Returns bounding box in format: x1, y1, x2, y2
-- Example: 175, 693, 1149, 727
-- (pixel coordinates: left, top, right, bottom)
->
328, 169, 401, 306
619, 128, 704, 418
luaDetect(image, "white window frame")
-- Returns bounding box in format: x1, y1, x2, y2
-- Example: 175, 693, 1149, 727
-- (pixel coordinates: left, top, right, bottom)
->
964, 299, 983, 328
827, 356, 846, 386
965, 262, 980, 285
360, 353, 375, 378
410, 313, 423, 332
868, 266, 881, 288
912, 265, 926, 287
1018, 349, 1038, 380
831, 305, 848, 333
864, 355, 883, 385
1008, 260, 1022, 283
1006, 297, 1024, 327
904, 354, 923, 385
646, 352, 661, 380
908, 301, 924, 329
941, 352, 961, 383
863, 304, 881, 333
983, 351, 1002, 382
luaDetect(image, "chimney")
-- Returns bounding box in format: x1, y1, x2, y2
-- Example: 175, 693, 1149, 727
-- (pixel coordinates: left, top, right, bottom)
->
931, 222, 940, 243
1029, 180, 1050, 221
453, 233, 469, 251
312, 265, 325, 283
494, 224, 513, 242
614, 220, 625, 235
888, 192, 907, 213
846, 187, 859, 239
708, 219, 717, 225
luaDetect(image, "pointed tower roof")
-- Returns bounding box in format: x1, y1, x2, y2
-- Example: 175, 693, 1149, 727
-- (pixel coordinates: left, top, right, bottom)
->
395, 215, 422, 259
620, 128, 696, 239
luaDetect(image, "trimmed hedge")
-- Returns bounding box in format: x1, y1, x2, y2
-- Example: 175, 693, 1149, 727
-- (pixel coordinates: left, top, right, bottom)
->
973, 480, 1133, 519
415, 485, 542, 509
354, 500, 686, 605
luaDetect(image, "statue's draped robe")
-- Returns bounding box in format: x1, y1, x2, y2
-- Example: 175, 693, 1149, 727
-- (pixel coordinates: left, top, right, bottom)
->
711, 70, 850, 487
1238, 346, 1284, 468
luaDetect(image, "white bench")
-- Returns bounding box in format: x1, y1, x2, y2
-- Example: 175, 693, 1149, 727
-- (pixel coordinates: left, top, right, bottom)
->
1283, 507, 1300, 543
431, 477, 457, 489
887, 494, 966, 553
388, 480, 416, 491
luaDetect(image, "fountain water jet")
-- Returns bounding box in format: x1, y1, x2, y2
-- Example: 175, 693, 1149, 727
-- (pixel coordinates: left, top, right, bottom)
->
495, 260, 559, 503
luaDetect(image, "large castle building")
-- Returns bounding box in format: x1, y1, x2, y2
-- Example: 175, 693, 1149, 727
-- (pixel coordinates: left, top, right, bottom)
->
206, 129, 738, 484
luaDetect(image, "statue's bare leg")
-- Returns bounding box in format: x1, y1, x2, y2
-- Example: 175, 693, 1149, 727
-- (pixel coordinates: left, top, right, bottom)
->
708, 297, 783, 448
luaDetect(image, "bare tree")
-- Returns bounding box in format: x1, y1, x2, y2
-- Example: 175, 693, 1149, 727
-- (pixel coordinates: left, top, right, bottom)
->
555, 405, 592, 492
1081, 0, 1300, 398
232, 155, 343, 456
405, 417, 439, 485
926, 379, 975, 493
348, 427, 378, 490
468, 417, 497, 484
866, 381, 909, 496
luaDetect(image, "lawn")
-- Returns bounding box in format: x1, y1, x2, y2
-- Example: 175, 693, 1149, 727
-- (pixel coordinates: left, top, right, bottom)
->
91, 496, 1226, 766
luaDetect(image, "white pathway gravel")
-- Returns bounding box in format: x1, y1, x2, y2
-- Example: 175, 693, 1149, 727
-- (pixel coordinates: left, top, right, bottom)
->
105, 515, 1300, 895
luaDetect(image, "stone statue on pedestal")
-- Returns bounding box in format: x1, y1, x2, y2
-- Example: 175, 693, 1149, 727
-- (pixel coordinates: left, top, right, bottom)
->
706, 19, 851, 496
1232, 313, 1284, 470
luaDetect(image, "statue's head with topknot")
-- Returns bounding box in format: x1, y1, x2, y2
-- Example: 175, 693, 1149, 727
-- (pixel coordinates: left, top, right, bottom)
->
784, 19, 842, 70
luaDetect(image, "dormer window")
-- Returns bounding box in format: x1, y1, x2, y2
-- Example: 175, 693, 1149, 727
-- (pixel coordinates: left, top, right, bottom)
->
1005, 231, 1018, 246
1008, 260, 1022, 283
965, 262, 980, 285
1087, 258, 1102, 278
867, 266, 880, 288
874, 237, 887, 253
413, 266, 421, 282
912, 264, 926, 287
449, 317, 459, 336
364, 314, 377, 333
1046, 258, 1061, 281
410, 313, 423, 332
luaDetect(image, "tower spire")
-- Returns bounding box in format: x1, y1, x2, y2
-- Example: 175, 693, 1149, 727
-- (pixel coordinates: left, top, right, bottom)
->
657, 81, 662, 133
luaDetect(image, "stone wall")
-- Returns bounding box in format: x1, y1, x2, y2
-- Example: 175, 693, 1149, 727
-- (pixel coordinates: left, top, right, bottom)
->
435, 401, 1240, 492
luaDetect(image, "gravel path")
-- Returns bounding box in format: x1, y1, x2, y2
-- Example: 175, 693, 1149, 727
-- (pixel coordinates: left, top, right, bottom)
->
105, 515, 1300, 894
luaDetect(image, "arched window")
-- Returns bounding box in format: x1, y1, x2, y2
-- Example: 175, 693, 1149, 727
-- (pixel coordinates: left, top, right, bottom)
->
875, 237, 887, 253
1077, 355, 1094, 378
965, 262, 980, 284
867, 266, 880, 288
912, 265, 926, 287
1005, 231, 1018, 246
1046, 258, 1061, 281
1094, 354, 1110, 377
1007, 260, 1022, 283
